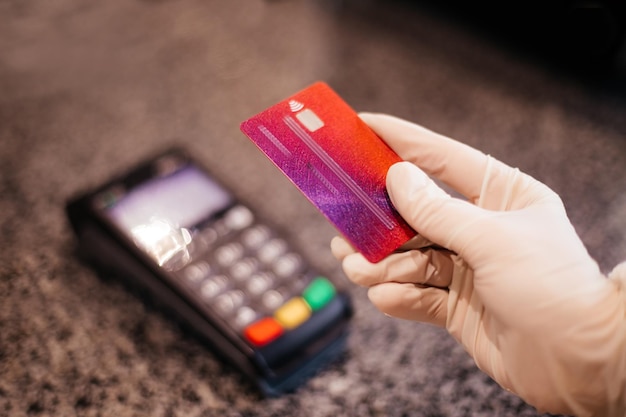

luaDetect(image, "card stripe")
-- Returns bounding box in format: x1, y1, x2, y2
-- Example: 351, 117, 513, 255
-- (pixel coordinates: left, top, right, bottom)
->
307, 163, 340, 195
258, 125, 292, 157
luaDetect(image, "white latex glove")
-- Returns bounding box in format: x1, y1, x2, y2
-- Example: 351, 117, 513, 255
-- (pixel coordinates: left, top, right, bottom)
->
331, 113, 626, 417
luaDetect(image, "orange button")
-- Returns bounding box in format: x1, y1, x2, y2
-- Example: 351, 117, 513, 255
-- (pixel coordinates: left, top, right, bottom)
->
243, 317, 283, 347
274, 297, 311, 330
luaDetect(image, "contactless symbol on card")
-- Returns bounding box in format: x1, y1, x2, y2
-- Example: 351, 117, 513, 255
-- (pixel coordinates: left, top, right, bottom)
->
240, 82, 416, 263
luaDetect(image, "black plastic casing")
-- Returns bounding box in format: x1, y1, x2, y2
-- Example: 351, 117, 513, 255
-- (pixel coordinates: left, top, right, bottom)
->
65, 148, 352, 397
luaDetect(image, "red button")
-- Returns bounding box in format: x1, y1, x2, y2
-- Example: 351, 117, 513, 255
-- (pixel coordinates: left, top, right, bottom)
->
243, 317, 283, 347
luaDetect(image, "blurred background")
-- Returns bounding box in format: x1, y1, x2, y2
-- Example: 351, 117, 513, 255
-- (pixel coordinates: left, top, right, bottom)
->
1, 0, 625, 416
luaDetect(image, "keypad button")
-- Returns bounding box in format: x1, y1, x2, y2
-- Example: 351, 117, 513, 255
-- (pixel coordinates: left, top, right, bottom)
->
257, 238, 288, 264
246, 272, 275, 296
274, 297, 311, 330
243, 317, 283, 347
213, 290, 245, 316
200, 275, 229, 299
303, 277, 336, 311
183, 261, 211, 285
261, 289, 287, 311
212, 220, 231, 239
198, 226, 218, 246
232, 306, 258, 330
230, 258, 258, 281
224, 205, 254, 231
214, 243, 244, 267
273, 253, 303, 278
241, 225, 271, 249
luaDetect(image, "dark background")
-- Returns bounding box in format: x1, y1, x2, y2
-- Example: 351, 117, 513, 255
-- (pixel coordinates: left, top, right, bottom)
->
1, 1, 625, 416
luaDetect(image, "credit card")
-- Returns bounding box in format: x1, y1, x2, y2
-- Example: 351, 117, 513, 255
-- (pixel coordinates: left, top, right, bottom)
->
240, 82, 416, 263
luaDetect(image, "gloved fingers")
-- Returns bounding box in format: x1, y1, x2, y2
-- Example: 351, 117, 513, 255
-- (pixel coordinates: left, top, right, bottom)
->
386, 161, 489, 254
367, 282, 448, 327
341, 248, 454, 288
472, 156, 560, 211
330, 236, 356, 261
360, 112, 489, 202
361, 112, 551, 210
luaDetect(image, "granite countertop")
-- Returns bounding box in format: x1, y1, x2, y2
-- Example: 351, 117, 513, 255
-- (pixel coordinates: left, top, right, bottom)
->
1, 1, 625, 416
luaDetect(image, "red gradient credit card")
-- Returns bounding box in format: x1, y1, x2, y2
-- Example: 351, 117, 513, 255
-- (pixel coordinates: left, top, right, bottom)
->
240, 82, 416, 263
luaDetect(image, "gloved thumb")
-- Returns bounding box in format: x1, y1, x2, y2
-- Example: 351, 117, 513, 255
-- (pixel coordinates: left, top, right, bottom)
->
387, 161, 490, 256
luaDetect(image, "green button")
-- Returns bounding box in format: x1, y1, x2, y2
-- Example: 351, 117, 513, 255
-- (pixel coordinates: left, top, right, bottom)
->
303, 277, 336, 311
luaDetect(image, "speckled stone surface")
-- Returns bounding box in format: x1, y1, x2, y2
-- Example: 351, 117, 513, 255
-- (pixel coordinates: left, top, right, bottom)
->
1, 1, 625, 416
